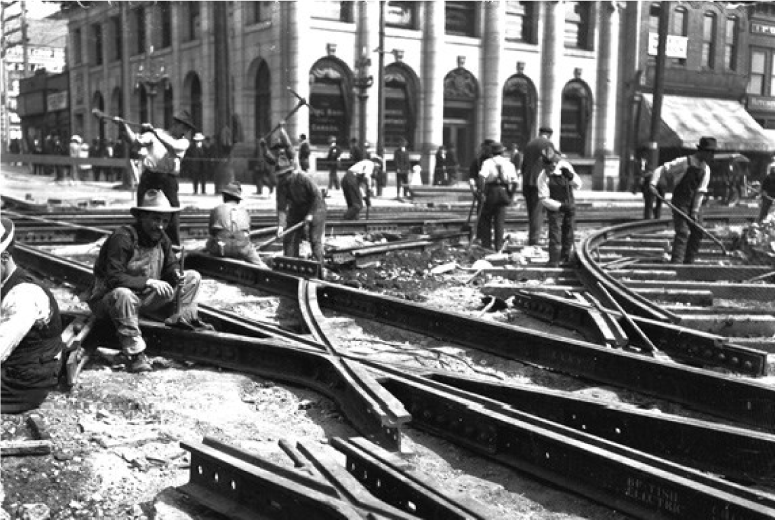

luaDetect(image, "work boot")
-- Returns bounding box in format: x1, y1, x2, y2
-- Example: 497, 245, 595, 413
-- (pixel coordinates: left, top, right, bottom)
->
97, 349, 153, 373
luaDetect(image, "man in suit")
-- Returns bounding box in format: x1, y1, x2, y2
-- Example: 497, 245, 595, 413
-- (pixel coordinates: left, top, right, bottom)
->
521, 127, 555, 246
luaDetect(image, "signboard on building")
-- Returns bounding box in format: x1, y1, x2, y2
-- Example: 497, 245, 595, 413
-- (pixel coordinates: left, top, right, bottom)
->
47, 91, 68, 112
647, 33, 688, 59
748, 95, 775, 113
752, 22, 775, 37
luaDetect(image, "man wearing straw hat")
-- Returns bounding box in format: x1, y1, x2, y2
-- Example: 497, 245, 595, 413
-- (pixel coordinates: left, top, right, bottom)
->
205, 181, 267, 266
0, 217, 65, 412
86, 190, 212, 373
113, 110, 198, 246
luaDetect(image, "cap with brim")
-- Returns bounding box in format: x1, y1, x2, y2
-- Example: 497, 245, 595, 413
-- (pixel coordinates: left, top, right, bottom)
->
193, 132, 205, 141
221, 181, 243, 199
130, 189, 182, 216
489, 142, 505, 155
173, 110, 197, 131
539, 127, 553, 135
0, 217, 14, 253
697, 136, 717, 152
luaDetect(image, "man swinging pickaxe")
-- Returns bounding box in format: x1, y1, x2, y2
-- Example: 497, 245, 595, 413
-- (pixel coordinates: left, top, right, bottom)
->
262, 87, 319, 142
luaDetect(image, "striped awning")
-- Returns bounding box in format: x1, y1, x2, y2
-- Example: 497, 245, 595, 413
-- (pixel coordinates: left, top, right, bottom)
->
639, 94, 774, 153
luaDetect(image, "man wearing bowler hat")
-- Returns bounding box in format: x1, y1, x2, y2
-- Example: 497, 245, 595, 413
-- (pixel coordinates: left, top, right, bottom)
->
113, 110, 198, 246
86, 190, 212, 373
650, 136, 717, 264
205, 181, 267, 266
0, 217, 65, 413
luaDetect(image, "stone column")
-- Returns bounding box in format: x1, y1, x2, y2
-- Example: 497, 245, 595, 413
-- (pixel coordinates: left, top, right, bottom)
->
420, 1, 445, 181
286, 1, 312, 141
541, 1, 563, 144
199, 5, 214, 134
359, 1, 380, 150
593, 1, 622, 190
481, 1, 504, 142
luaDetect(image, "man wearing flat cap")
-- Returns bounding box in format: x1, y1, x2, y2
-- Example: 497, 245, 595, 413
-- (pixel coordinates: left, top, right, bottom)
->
537, 147, 582, 267
522, 127, 555, 246
86, 189, 212, 373
114, 109, 198, 246
650, 136, 717, 264
205, 181, 266, 266
0, 218, 65, 413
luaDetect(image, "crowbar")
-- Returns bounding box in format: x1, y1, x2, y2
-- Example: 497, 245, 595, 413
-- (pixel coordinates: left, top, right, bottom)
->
651, 189, 728, 255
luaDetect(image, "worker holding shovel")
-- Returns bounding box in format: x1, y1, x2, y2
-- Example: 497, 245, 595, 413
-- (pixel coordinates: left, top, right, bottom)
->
649, 136, 717, 264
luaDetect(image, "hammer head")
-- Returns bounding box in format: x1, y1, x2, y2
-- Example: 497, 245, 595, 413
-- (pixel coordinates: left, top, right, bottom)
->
287, 87, 307, 106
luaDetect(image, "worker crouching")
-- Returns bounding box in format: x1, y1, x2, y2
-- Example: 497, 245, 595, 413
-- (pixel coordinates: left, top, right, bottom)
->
205, 181, 267, 266
537, 148, 582, 267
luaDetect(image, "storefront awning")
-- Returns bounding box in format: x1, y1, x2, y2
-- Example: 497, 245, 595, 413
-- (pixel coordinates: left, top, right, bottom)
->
639, 94, 774, 153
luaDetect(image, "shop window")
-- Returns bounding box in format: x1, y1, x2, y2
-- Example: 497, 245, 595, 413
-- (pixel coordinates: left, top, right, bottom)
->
309, 57, 353, 146
445, 1, 477, 37
725, 17, 738, 71
311, 1, 354, 23
91, 23, 103, 66
702, 12, 716, 69
670, 7, 686, 67
505, 1, 535, 43
386, 1, 416, 29
565, 1, 592, 50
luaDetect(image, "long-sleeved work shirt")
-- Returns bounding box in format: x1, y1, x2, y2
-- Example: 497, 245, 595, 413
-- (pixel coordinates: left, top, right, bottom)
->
0, 266, 51, 363
276, 171, 325, 228
137, 129, 190, 175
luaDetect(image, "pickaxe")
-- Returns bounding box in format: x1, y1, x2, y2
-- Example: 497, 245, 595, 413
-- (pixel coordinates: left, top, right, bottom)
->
261, 87, 318, 142
92, 108, 144, 129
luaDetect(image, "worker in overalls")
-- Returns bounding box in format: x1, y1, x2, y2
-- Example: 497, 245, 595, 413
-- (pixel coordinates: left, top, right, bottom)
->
650, 136, 716, 264
205, 181, 266, 266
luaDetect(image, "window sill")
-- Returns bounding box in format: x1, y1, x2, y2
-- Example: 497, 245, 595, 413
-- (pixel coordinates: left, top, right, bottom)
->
564, 48, 595, 58
245, 20, 272, 33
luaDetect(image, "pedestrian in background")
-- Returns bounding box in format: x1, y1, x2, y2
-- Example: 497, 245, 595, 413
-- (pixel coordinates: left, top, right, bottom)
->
538, 148, 581, 267
67, 135, 82, 184
252, 137, 275, 196
205, 181, 266, 266
649, 136, 716, 264
446, 144, 459, 186
758, 156, 775, 222
468, 140, 494, 244
298, 134, 311, 172
478, 142, 519, 251
349, 137, 364, 164
325, 136, 342, 191
638, 147, 663, 219
393, 137, 410, 198
508, 143, 523, 179
371, 151, 386, 196
433, 145, 447, 185
185, 132, 207, 194
342, 156, 376, 220
522, 127, 555, 246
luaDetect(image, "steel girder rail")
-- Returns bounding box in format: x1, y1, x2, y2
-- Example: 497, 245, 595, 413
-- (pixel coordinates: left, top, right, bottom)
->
362, 362, 775, 520
182, 251, 775, 432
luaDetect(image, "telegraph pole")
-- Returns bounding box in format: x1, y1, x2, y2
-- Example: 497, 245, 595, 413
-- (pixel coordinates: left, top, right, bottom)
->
648, 1, 670, 172
376, 0, 386, 161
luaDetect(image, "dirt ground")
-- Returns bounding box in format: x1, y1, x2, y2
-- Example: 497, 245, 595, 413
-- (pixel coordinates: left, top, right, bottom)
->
0, 238, 673, 520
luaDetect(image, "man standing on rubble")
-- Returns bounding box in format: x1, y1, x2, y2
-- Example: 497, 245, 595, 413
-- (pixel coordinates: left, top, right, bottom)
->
537, 148, 582, 267
205, 181, 267, 266
86, 190, 213, 373
342, 155, 376, 220
521, 127, 555, 246
0, 218, 65, 413
478, 142, 520, 252
649, 136, 716, 264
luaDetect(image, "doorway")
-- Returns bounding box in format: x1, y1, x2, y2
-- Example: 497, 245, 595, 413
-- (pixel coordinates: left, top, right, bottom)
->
443, 120, 471, 180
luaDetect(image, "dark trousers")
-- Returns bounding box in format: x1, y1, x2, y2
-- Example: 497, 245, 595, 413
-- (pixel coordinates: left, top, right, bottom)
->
671, 209, 702, 264
342, 175, 364, 220
396, 172, 409, 197
759, 197, 773, 222
479, 201, 508, 251
328, 168, 340, 190
253, 169, 275, 195
547, 209, 576, 266
137, 170, 181, 246
192, 169, 208, 194
523, 186, 544, 246
642, 183, 664, 219
283, 208, 327, 266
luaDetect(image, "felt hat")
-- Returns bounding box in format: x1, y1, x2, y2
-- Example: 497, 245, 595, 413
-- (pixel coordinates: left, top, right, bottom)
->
489, 142, 505, 155
481, 139, 495, 147
130, 189, 182, 216
70, 135, 82, 144
173, 110, 197, 131
0, 217, 14, 253
193, 132, 205, 142
541, 147, 559, 164
328, 136, 337, 144
539, 126, 554, 135
697, 136, 718, 152
221, 181, 243, 200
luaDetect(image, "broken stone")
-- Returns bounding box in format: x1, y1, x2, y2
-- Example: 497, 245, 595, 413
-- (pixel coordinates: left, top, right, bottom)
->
19, 503, 50, 520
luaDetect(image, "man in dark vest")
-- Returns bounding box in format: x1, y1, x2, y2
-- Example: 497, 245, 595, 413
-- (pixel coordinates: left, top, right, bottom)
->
521, 127, 555, 245
650, 136, 716, 264
0, 218, 65, 413
298, 133, 311, 172
537, 148, 582, 267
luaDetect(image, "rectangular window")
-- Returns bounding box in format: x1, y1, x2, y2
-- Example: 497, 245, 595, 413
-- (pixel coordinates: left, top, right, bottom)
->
748, 50, 765, 95
160, 3, 172, 48
386, 1, 416, 29
505, 1, 535, 43
91, 23, 103, 65
770, 54, 775, 97
185, 2, 201, 41
134, 8, 145, 55
669, 7, 686, 66
725, 17, 737, 71
246, 1, 272, 25
111, 16, 122, 61
311, 1, 354, 23
648, 3, 660, 64
72, 28, 82, 65
445, 1, 477, 37
564, 1, 591, 49
702, 13, 716, 69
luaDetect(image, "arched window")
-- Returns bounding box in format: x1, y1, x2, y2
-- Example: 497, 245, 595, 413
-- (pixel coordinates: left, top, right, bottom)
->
139, 88, 148, 124
560, 79, 592, 156
189, 75, 202, 131
443, 67, 479, 178
309, 57, 353, 146
163, 87, 173, 129
384, 62, 419, 149
255, 60, 271, 139
111, 87, 122, 118
501, 73, 537, 150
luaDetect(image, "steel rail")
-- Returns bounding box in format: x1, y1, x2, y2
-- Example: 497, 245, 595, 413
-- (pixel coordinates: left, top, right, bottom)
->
367, 364, 775, 520
180, 250, 775, 431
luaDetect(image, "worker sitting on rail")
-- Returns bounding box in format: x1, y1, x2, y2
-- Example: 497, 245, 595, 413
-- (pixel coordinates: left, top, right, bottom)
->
478, 142, 520, 252
537, 148, 582, 267
204, 182, 267, 266
649, 136, 716, 264
0, 218, 65, 413
342, 155, 377, 220
758, 155, 775, 223
85, 190, 213, 373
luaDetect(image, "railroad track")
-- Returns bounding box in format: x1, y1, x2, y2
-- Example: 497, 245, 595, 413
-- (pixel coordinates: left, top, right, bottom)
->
8, 212, 775, 519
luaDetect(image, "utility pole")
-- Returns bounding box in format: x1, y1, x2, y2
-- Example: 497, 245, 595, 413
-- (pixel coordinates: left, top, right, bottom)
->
648, 1, 670, 172
376, 0, 386, 162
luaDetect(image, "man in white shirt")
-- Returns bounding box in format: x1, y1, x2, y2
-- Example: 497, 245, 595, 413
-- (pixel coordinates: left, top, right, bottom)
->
537, 148, 582, 267
477, 142, 520, 251
342, 156, 377, 220
0, 218, 65, 412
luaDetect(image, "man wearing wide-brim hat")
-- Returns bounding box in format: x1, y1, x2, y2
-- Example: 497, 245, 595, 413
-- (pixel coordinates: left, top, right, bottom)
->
0, 217, 65, 413
204, 181, 267, 266
649, 136, 717, 264
113, 109, 198, 246
86, 189, 212, 373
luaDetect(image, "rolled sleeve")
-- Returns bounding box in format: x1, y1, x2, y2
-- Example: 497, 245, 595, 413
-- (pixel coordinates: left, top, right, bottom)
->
0, 284, 50, 362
